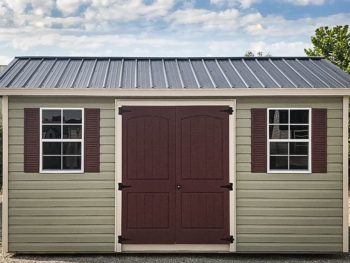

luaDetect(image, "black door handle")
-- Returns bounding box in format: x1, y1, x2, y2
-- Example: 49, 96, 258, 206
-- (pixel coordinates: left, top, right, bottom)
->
177, 185, 182, 190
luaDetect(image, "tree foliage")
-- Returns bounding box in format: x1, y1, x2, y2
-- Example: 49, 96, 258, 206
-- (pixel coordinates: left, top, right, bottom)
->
305, 25, 350, 74
244, 51, 272, 57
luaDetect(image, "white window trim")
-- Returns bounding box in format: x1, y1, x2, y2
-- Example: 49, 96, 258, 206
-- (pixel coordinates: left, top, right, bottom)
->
267, 107, 312, 174
40, 107, 84, 174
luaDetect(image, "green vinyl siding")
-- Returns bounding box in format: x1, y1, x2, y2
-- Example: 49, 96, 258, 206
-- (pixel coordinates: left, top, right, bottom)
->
236, 97, 344, 252
7, 97, 115, 253
7, 95, 345, 253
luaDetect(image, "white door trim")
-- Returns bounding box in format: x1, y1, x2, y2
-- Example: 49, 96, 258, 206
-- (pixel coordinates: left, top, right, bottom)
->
114, 99, 236, 253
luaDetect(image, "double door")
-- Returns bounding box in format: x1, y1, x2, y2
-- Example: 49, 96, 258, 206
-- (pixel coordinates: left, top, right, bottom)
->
121, 106, 230, 244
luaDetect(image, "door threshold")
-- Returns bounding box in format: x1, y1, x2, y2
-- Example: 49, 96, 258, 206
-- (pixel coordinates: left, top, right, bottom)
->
121, 244, 231, 253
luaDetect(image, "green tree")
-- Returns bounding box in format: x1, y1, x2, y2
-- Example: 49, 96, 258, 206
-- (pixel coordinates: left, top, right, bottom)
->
244, 51, 272, 57
305, 25, 350, 74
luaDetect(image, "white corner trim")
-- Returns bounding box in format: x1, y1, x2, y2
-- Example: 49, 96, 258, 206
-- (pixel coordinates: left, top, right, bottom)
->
2, 95, 9, 255
114, 99, 236, 253
343, 96, 349, 253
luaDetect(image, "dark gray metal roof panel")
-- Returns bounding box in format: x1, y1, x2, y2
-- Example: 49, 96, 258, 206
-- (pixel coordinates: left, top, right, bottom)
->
178, 59, 198, 89
230, 59, 263, 88
150, 60, 166, 89
1, 56, 349, 89
137, 59, 151, 89
191, 60, 214, 88
205, 60, 230, 88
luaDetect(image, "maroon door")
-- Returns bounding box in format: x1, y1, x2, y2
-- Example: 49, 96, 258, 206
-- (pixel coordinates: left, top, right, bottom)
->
175, 107, 230, 244
121, 106, 230, 244
121, 106, 176, 244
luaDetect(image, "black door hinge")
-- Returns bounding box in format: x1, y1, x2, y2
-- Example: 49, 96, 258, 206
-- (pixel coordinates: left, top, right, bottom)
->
118, 235, 129, 243
118, 183, 131, 190
221, 236, 234, 243
118, 107, 131, 115
220, 183, 233, 191
220, 107, 233, 115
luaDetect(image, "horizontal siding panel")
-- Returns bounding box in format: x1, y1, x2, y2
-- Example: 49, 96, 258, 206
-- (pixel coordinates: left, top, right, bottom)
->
9, 181, 114, 190
238, 234, 342, 243
9, 216, 114, 225
236, 243, 342, 252
236, 97, 342, 109
236, 173, 342, 181
9, 172, 114, 181
10, 207, 114, 216
237, 207, 342, 217
9, 225, 114, 234
238, 198, 342, 208
237, 181, 342, 190
9, 243, 114, 252
237, 225, 342, 234
9, 198, 115, 207
9, 234, 115, 243
237, 189, 342, 199
237, 216, 342, 225
9, 189, 114, 198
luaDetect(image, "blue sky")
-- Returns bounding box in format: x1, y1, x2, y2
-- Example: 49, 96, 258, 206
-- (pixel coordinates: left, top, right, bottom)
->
0, 0, 349, 64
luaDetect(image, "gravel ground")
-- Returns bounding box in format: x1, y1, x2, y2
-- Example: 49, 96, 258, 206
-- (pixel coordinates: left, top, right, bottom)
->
1, 252, 350, 263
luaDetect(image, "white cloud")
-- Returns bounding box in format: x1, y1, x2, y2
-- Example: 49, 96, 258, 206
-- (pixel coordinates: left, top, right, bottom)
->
210, 0, 262, 8
0, 56, 13, 65
84, 0, 175, 22
250, 41, 313, 56
284, 0, 325, 5
56, 0, 87, 15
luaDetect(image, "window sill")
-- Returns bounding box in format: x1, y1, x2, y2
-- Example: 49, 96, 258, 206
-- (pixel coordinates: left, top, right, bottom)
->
267, 170, 311, 174
40, 170, 84, 174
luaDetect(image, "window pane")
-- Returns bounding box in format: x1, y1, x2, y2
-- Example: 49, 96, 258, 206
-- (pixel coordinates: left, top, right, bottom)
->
63, 125, 82, 139
270, 156, 288, 170
269, 125, 288, 139
64, 110, 82, 124
63, 142, 81, 155
290, 110, 309, 124
42, 125, 61, 139
269, 110, 288, 124
290, 156, 308, 170
270, 142, 288, 155
290, 125, 309, 139
290, 142, 308, 155
43, 156, 61, 170
43, 142, 61, 155
42, 110, 61, 123
63, 156, 81, 170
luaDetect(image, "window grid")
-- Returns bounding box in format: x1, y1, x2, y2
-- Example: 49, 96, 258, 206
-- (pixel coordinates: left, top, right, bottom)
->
267, 108, 311, 173
40, 108, 84, 173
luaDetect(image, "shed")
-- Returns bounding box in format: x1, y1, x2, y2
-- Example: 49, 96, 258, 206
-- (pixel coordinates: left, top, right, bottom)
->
1, 56, 350, 254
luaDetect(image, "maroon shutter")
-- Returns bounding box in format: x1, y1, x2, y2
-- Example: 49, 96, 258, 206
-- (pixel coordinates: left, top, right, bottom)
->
251, 108, 267, 173
312, 108, 327, 173
24, 108, 40, 173
84, 108, 100, 172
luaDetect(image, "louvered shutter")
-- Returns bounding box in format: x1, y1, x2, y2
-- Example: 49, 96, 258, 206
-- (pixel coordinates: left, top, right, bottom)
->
312, 108, 327, 173
84, 108, 100, 172
24, 108, 40, 173
251, 108, 267, 173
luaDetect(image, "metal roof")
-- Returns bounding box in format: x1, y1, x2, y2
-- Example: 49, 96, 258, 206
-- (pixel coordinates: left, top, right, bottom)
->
0, 56, 349, 89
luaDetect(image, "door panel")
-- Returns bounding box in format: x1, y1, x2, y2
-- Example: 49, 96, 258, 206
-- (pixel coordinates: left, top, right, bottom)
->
121, 106, 230, 245
122, 106, 176, 244
175, 106, 230, 244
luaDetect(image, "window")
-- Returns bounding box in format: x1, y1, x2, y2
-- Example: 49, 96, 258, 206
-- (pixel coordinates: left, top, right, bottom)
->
40, 108, 84, 173
267, 108, 311, 173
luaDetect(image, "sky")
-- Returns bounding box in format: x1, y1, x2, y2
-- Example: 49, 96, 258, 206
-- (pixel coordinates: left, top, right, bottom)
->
0, 0, 349, 65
